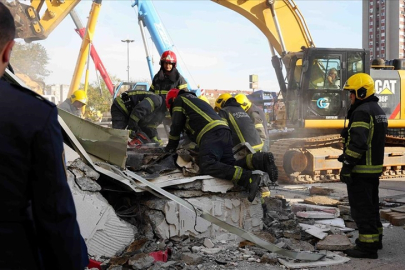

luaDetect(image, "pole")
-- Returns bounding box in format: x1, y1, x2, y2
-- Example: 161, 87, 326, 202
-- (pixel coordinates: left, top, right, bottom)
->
121, 39, 134, 82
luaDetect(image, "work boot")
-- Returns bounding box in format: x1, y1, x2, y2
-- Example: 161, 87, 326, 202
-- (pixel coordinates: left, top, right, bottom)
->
252, 152, 278, 182
247, 174, 262, 202
355, 238, 383, 250
343, 246, 378, 259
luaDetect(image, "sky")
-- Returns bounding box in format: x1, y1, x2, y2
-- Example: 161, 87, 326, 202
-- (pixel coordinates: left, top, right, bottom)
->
16, 0, 363, 92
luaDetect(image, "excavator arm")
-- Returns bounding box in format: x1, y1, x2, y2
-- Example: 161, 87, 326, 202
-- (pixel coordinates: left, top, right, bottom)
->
212, 0, 315, 56
0, 0, 80, 42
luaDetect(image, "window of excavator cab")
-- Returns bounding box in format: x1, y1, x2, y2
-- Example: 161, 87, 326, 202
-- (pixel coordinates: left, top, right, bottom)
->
347, 52, 365, 78
309, 57, 341, 89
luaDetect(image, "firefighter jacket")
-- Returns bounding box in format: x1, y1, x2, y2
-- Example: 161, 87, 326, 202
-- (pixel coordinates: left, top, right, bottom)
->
218, 98, 263, 151
0, 80, 88, 269
166, 91, 229, 151
342, 95, 388, 176
150, 67, 188, 97
111, 90, 166, 138
58, 98, 82, 118
247, 103, 268, 140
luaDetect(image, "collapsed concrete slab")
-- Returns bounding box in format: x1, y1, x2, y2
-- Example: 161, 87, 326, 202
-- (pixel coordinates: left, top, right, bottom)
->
67, 159, 137, 258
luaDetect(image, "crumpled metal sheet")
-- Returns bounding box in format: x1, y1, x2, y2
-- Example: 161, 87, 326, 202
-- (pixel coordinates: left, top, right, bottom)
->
58, 109, 128, 169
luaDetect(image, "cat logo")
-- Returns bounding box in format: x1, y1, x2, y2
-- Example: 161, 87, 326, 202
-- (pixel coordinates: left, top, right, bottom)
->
374, 79, 396, 95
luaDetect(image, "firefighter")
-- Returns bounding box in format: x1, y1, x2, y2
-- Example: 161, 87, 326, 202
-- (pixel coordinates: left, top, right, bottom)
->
235, 93, 269, 141
164, 89, 276, 201
110, 90, 165, 145
215, 94, 263, 152
0, 3, 89, 269
58, 89, 88, 118
339, 73, 388, 259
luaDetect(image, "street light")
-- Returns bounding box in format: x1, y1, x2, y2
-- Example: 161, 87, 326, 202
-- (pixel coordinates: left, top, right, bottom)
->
121, 39, 134, 82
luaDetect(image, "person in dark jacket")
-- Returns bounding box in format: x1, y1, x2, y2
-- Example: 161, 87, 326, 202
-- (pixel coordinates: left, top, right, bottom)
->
110, 90, 165, 144
0, 3, 88, 269
150, 50, 188, 136
164, 89, 277, 202
216, 94, 263, 152
235, 93, 269, 145
339, 73, 388, 259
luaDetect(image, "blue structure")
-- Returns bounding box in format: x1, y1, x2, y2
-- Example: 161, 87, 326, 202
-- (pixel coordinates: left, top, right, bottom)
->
132, 0, 200, 96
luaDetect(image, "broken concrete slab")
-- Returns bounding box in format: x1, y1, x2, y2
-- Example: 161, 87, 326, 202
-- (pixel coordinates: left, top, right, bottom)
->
296, 211, 337, 219
315, 234, 353, 250
278, 250, 350, 269
304, 196, 340, 206
309, 186, 334, 196
291, 203, 340, 217
315, 218, 346, 228
299, 223, 328, 239
67, 170, 137, 258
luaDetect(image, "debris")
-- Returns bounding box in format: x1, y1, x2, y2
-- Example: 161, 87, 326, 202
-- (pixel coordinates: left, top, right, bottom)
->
128, 253, 155, 270
278, 251, 350, 268
296, 211, 337, 219
309, 186, 334, 196
299, 223, 329, 239
149, 248, 171, 262
380, 205, 405, 226
315, 218, 346, 228
315, 235, 353, 250
292, 203, 340, 217
304, 196, 340, 206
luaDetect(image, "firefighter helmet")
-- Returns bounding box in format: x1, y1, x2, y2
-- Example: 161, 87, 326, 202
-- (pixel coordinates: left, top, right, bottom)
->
71, 90, 87, 105
166, 88, 180, 110
214, 93, 232, 112
160, 50, 177, 66
343, 73, 375, 100
235, 93, 252, 111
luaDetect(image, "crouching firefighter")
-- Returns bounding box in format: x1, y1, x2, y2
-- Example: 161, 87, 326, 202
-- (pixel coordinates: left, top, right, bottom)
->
110, 90, 166, 145
339, 73, 388, 259
164, 89, 269, 202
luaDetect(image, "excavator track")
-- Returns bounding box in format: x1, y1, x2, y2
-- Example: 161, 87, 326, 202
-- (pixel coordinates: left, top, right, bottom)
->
270, 134, 405, 184
270, 134, 342, 184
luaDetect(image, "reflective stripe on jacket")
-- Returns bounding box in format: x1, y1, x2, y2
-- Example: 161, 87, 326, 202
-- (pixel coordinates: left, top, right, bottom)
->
168, 92, 229, 148
344, 96, 388, 175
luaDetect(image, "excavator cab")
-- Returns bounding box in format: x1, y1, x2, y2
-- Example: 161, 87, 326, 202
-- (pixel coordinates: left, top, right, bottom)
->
282, 47, 369, 130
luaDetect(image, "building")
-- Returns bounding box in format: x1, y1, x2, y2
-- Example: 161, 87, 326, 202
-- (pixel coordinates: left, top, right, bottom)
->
363, 0, 405, 61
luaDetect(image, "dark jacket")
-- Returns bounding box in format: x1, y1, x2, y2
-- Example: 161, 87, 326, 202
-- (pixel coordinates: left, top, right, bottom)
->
111, 90, 165, 138
0, 80, 88, 270
166, 91, 229, 150
342, 95, 388, 176
150, 67, 188, 97
218, 98, 263, 151
247, 103, 268, 139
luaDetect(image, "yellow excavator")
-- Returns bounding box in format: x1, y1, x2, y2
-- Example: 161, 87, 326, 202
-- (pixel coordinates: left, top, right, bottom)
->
212, 0, 405, 183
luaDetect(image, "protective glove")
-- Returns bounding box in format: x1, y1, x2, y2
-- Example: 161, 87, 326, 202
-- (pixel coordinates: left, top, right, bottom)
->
340, 164, 354, 184
128, 132, 151, 146
151, 136, 163, 146
338, 154, 344, 163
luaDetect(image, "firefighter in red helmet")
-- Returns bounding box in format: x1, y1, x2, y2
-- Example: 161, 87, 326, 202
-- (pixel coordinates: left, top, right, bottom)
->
150, 50, 188, 136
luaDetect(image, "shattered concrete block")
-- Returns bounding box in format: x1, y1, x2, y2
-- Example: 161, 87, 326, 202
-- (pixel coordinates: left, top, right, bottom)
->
67, 171, 137, 258
204, 238, 214, 248
309, 186, 334, 196
128, 253, 155, 270
303, 196, 340, 206
181, 253, 204, 265
291, 203, 340, 217
299, 223, 328, 240
143, 193, 263, 239
278, 251, 350, 268
315, 218, 346, 228
296, 211, 337, 219
202, 178, 234, 194
315, 235, 353, 251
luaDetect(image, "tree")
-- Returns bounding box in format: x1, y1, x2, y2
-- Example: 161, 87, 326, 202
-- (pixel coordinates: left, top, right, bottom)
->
10, 42, 51, 81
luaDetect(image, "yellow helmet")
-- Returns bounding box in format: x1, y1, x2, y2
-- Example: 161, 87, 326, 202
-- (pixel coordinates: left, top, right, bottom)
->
343, 73, 375, 100
214, 93, 232, 112
199, 95, 209, 104
235, 93, 252, 111
71, 90, 88, 105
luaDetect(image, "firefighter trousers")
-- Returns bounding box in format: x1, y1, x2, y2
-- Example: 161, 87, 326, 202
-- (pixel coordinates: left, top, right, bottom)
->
347, 175, 382, 251
198, 128, 252, 186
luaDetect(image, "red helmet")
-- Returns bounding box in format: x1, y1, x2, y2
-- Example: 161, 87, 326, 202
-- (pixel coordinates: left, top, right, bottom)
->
166, 88, 180, 110
160, 50, 177, 66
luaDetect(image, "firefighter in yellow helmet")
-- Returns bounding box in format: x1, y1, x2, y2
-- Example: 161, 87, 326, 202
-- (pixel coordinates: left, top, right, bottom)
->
235, 93, 268, 141
339, 73, 387, 259
216, 94, 265, 153
58, 90, 87, 118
